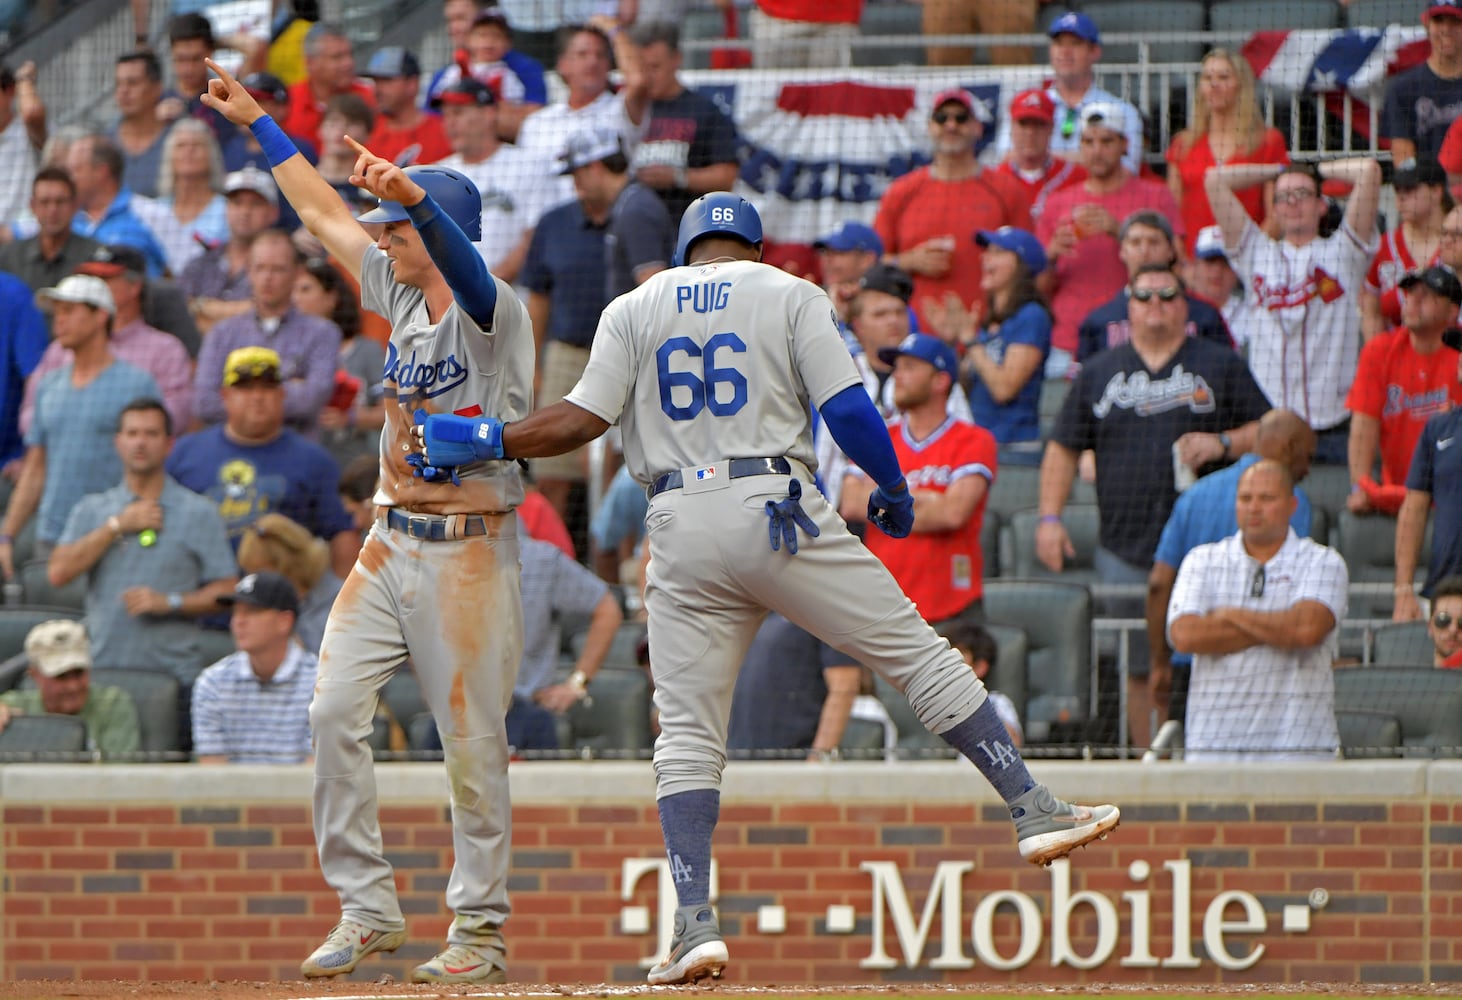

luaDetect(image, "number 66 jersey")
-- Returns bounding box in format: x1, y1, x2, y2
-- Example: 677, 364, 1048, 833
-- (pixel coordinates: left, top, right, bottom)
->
564, 259, 863, 486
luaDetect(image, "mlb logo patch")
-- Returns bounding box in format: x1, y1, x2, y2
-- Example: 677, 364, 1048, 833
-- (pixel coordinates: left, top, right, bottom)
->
695, 465, 717, 481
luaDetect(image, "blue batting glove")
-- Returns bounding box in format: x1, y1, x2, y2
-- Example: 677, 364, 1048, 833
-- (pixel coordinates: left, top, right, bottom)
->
868, 477, 914, 538
417, 408, 505, 465
764, 479, 821, 554
405, 451, 461, 486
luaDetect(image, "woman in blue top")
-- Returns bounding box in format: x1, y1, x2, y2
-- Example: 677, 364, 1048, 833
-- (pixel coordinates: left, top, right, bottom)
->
956, 227, 1052, 466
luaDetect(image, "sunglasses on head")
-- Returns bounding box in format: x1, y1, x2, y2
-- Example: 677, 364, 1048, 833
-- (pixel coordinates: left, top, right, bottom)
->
932, 110, 972, 125
1434, 611, 1461, 630
1250, 564, 1266, 599
1130, 285, 1182, 303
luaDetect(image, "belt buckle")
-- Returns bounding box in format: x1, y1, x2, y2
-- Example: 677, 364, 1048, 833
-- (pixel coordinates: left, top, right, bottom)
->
407, 514, 434, 539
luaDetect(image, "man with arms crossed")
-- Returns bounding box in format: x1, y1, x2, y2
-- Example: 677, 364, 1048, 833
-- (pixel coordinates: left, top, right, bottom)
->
203, 58, 533, 985
415, 193, 1120, 986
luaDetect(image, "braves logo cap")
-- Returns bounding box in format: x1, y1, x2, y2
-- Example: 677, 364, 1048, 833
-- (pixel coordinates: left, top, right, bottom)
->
218, 571, 300, 615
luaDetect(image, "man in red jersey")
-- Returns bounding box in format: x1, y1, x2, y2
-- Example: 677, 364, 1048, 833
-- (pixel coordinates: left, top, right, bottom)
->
993, 88, 1085, 225
1347, 265, 1462, 515
875, 88, 1032, 333
840, 332, 997, 631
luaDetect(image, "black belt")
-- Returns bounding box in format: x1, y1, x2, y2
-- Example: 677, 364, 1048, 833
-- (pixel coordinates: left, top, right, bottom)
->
382, 508, 491, 541
648, 457, 792, 498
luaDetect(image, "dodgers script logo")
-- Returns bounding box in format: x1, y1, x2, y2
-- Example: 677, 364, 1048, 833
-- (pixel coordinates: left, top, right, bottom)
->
1093, 364, 1217, 418
384, 342, 470, 399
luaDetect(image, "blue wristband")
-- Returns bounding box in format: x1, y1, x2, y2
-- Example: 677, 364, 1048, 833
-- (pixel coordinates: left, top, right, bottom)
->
249, 114, 298, 168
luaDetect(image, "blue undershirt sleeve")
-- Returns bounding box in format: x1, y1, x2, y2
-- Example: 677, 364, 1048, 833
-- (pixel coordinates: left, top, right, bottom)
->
405, 191, 497, 328
818, 384, 904, 492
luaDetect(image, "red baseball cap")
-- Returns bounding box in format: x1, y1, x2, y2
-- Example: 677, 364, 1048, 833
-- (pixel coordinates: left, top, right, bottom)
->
1010, 88, 1055, 125
1426, 0, 1462, 20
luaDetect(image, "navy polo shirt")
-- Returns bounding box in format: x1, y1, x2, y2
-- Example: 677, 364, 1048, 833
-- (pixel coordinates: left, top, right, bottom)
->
522, 200, 610, 349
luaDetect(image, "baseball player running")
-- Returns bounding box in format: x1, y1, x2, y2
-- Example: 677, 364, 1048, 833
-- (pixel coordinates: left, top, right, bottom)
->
416, 193, 1120, 985
203, 61, 532, 985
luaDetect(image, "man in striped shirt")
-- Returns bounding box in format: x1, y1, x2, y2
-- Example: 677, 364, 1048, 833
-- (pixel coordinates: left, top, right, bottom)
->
191, 571, 316, 764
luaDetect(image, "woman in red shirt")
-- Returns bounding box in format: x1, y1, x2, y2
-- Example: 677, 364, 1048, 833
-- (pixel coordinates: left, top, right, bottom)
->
1166, 49, 1288, 256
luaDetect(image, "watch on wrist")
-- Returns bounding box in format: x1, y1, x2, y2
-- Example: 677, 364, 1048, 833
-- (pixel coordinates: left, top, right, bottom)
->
568, 669, 589, 693
166, 592, 183, 613
1218, 432, 1232, 458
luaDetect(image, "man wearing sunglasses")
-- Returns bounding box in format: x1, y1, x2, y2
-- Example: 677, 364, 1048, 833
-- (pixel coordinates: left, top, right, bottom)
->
1038, 262, 1269, 745
1205, 157, 1383, 465
1167, 459, 1347, 761
874, 88, 1031, 333
1425, 576, 1462, 667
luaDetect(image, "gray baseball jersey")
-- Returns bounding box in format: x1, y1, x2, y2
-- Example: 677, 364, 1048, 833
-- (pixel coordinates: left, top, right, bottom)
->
309, 245, 533, 968
563, 259, 988, 804
566, 260, 861, 485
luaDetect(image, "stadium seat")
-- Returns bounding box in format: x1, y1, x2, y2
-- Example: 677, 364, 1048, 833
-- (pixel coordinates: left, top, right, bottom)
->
18, 559, 86, 612
0, 712, 88, 757
1331, 666, 1462, 755
0, 606, 81, 663
1300, 464, 1354, 536
984, 580, 1092, 742
1335, 509, 1430, 620
0, 651, 26, 693
981, 511, 1001, 579
380, 669, 428, 729
853, 3, 924, 66
1308, 505, 1329, 546
191, 628, 238, 673
1335, 709, 1403, 758
987, 465, 1095, 524
10, 515, 35, 569
1345, 0, 1425, 27
1370, 620, 1432, 667
1038, 378, 1071, 438
570, 621, 648, 672
95, 667, 180, 756
1079, 0, 1206, 64
565, 667, 653, 752
682, 7, 732, 70
1209, 0, 1339, 32
1003, 504, 1101, 583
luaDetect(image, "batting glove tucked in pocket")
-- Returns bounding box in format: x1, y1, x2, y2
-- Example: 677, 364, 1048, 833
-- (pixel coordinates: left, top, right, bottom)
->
764, 479, 820, 554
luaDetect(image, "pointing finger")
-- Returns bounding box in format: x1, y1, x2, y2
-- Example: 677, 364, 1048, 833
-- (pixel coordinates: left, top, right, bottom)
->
343, 134, 373, 158
204, 56, 236, 85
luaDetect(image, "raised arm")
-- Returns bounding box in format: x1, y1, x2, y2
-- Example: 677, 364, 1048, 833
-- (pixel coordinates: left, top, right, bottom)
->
1321, 156, 1383, 246
1205, 162, 1283, 247
201, 58, 373, 281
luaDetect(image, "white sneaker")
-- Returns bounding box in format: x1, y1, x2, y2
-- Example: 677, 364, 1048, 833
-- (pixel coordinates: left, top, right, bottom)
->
299, 919, 407, 978
411, 942, 507, 984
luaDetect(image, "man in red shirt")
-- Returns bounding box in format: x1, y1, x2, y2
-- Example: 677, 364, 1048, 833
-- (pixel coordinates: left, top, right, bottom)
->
840, 333, 997, 630
1347, 265, 1462, 515
875, 88, 1032, 333
282, 23, 376, 152
1036, 103, 1184, 378
362, 47, 451, 166
993, 88, 1086, 225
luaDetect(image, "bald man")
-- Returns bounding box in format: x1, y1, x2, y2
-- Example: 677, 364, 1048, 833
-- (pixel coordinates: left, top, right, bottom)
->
1144, 409, 1318, 739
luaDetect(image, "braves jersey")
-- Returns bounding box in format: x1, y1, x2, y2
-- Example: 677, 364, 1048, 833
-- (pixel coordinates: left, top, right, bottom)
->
1052, 337, 1271, 566
855, 415, 996, 621
566, 260, 861, 486
1345, 327, 1462, 486
1365, 226, 1441, 330
359, 246, 534, 514
1229, 218, 1377, 430
992, 157, 1086, 222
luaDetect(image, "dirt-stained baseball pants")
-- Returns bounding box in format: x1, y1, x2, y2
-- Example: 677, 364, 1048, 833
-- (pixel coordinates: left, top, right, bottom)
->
309, 514, 523, 952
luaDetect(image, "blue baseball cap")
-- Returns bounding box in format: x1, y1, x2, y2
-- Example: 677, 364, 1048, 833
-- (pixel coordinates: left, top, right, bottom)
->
814, 221, 884, 256
1048, 11, 1100, 44
976, 226, 1047, 276
364, 46, 421, 79
877, 333, 958, 377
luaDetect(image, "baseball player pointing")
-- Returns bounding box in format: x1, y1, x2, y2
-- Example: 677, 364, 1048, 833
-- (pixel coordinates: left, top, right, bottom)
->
203, 60, 532, 984
417, 193, 1121, 986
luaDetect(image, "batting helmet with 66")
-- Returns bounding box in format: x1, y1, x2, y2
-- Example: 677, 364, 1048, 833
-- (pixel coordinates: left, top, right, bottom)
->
673, 192, 763, 267
357, 165, 484, 241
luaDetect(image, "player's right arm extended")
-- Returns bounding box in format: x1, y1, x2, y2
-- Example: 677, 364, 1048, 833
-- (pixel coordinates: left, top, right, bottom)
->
200, 58, 373, 281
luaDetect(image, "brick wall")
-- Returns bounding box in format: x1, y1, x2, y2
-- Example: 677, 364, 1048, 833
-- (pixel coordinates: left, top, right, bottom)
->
1, 761, 1458, 984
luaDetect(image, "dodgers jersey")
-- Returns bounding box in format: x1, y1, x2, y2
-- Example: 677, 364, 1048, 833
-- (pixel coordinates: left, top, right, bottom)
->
359, 246, 535, 515
566, 260, 863, 485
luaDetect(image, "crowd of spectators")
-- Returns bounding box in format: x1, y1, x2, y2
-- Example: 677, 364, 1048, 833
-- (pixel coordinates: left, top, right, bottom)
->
2, 0, 1461, 763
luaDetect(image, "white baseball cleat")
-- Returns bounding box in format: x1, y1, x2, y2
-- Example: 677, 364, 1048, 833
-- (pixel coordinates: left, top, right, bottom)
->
300, 919, 407, 978
1011, 784, 1121, 867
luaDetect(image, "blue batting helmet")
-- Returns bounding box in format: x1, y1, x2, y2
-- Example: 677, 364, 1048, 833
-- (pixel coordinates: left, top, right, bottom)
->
357, 165, 483, 241
673, 193, 763, 267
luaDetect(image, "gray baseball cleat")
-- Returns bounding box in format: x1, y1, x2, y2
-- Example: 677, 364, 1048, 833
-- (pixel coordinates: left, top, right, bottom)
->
1011, 784, 1121, 866
648, 904, 729, 985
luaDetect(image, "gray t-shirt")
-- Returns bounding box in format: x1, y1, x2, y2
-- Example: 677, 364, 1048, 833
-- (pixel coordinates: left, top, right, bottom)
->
566, 260, 861, 485
606, 181, 673, 300
358, 246, 535, 514
27, 360, 160, 542
60, 476, 237, 679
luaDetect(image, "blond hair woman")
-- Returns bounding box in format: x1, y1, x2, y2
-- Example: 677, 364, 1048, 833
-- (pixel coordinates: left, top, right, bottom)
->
237, 513, 342, 654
